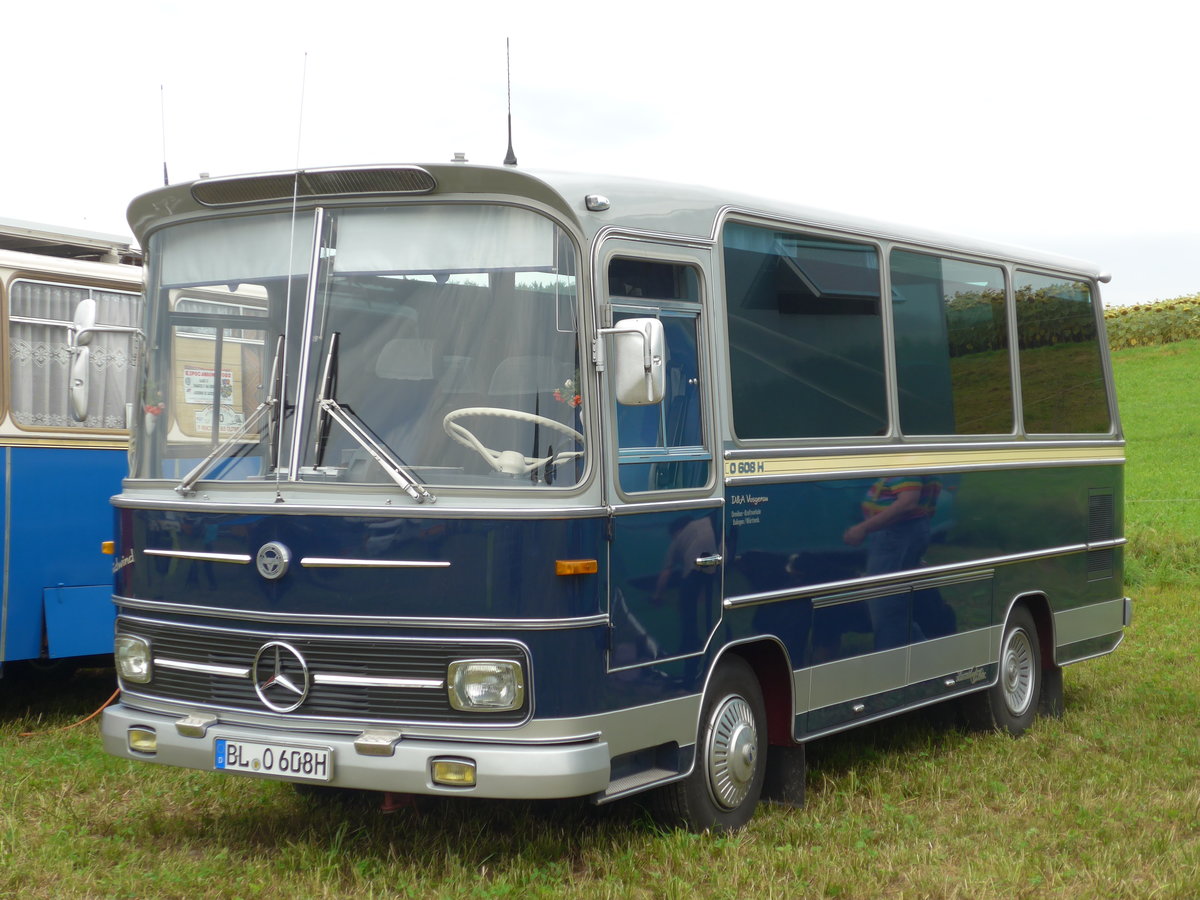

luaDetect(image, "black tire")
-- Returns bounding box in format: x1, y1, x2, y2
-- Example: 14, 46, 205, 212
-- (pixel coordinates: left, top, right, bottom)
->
968, 605, 1042, 736
653, 656, 767, 832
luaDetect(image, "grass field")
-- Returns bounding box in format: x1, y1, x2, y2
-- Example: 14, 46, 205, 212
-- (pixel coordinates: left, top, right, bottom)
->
3, 342, 1198, 899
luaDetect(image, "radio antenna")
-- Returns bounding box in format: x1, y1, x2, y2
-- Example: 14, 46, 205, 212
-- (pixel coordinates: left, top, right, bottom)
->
503, 38, 518, 166
160, 84, 170, 185
294, 52, 309, 171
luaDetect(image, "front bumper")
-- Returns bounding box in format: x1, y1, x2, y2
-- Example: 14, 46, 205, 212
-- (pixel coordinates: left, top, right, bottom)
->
101, 703, 612, 800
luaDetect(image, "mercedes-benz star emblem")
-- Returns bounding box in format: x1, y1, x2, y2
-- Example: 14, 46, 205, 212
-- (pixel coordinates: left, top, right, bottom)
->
256, 541, 291, 580
252, 641, 311, 712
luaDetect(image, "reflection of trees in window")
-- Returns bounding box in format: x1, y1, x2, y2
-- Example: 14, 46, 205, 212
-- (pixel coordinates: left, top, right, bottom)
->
1015, 275, 1110, 434
891, 250, 1011, 436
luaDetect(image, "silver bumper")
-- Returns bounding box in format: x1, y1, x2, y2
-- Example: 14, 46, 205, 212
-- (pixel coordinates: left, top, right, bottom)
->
101, 703, 612, 800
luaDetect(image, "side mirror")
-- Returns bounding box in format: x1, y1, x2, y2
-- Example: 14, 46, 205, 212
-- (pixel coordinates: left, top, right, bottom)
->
72, 297, 98, 347
605, 317, 664, 406
70, 346, 91, 421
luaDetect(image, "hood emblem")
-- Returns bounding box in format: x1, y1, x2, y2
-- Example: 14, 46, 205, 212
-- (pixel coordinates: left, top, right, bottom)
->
256, 541, 291, 580
252, 641, 311, 712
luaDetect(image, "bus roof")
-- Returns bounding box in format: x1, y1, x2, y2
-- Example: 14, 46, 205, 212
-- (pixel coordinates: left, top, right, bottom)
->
0, 216, 142, 266
127, 163, 1107, 281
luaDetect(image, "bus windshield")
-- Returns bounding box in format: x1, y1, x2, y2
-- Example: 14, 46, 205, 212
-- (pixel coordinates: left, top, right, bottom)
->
137, 204, 584, 491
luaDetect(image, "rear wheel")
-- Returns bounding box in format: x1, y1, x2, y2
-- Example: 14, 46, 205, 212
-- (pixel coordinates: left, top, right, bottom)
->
653, 657, 767, 832
968, 605, 1042, 736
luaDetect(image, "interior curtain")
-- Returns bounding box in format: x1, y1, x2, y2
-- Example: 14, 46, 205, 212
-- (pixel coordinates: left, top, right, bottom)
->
9, 280, 143, 429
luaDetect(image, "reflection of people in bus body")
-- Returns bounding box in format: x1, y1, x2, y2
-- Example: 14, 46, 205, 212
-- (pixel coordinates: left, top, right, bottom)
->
844, 475, 942, 648
843, 475, 940, 568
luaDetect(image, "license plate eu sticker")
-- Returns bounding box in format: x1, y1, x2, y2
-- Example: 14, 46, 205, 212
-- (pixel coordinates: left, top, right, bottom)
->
214, 738, 333, 782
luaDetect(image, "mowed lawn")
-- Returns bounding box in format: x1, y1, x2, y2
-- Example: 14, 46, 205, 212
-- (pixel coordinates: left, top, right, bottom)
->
2, 342, 1197, 899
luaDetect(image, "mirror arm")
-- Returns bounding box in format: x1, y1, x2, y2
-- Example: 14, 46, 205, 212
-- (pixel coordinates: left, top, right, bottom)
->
73, 324, 147, 346
596, 321, 654, 372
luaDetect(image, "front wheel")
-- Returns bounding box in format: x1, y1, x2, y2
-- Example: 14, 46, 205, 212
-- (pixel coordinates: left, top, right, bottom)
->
652, 657, 767, 832
967, 605, 1042, 736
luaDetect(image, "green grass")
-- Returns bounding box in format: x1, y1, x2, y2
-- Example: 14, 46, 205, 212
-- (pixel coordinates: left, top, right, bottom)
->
3, 340, 1199, 898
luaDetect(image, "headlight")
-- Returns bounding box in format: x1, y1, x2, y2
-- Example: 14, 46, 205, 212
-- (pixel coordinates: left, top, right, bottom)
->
447, 660, 525, 711
115, 634, 152, 683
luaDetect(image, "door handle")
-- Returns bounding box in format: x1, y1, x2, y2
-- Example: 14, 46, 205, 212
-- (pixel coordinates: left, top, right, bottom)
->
695, 554, 723, 568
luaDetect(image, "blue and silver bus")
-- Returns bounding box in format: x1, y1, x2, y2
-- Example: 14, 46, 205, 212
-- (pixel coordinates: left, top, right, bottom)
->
101, 165, 1128, 830
0, 220, 142, 675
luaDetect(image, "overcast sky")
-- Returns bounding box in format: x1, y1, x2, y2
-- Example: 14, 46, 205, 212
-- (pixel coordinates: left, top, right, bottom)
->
3, 0, 1196, 305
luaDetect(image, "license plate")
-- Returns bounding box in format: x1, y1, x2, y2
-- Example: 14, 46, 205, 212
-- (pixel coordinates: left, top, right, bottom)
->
214, 738, 333, 782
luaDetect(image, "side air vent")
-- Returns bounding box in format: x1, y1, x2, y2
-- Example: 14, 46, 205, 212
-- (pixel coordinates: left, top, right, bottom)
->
1087, 490, 1115, 580
191, 166, 437, 207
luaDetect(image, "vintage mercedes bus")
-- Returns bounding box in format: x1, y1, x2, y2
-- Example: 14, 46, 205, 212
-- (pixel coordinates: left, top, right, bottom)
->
0, 221, 142, 676
100, 164, 1128, 830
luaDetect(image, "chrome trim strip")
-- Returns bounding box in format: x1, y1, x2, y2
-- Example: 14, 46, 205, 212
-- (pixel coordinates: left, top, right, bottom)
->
156, 655, 443, 689
112, 494, 611, 520
155, 657, 250, 678
724, 547, 1087, 611
812, 583, 911, 609
114, 595, 608, 631
722, 438, 1126, 460
300, 557, 450, 569
286, 206, 326, 481
143, 549, 253, 564
609, 497, 724, 515
910, 569, 996, 591
314, 673, 444, 689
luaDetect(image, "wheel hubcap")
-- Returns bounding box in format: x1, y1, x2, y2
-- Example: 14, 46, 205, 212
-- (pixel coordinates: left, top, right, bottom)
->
1001, 627, 1034, 716
706, 696, 758, 810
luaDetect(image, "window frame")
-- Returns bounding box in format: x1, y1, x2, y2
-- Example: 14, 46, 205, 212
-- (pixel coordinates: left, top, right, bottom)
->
601, 245, 716, 500
719, 216, 890, 446
888, 246, 1018, 439
1012, 266, 1114, 437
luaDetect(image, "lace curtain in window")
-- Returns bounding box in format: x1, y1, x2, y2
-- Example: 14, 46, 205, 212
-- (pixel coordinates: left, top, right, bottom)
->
9, 280, 143, 430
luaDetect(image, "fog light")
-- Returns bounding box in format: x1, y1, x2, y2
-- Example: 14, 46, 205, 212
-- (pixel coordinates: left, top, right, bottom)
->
447, 660, 524, 711
431, 757, 476, 787
115, 634, 152, 684
128, 728, 157, 754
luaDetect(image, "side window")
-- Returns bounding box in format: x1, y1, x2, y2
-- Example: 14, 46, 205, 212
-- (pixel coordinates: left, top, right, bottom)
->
722, 222, 886, 439
609, 258, 709, 494
8, 279, 142, 430
1015, 272, 1110, 434
890, 251, 1013, 435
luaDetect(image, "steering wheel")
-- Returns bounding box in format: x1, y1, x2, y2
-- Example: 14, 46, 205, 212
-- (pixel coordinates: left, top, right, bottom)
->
443, 407, 584, 476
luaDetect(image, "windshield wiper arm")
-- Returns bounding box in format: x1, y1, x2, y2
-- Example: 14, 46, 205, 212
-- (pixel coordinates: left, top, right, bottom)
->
176, 334, 286, 496
314, 332, 435, 505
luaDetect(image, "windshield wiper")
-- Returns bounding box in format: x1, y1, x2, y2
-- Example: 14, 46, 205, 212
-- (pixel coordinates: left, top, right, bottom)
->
313, 332, 435, 504
176, 334, 286, 496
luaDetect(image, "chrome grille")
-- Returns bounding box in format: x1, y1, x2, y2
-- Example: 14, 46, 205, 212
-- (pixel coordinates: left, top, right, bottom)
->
121, 617, 528, 724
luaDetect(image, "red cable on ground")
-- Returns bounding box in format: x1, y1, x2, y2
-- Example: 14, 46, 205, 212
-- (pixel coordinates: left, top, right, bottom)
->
19, 688, 119, 738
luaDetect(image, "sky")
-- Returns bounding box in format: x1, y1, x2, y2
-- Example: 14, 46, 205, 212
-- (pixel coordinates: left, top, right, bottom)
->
3, 0, 1197, 305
